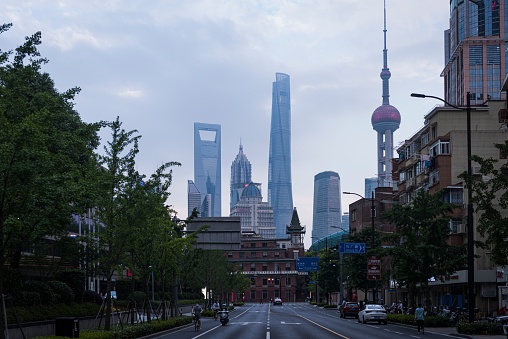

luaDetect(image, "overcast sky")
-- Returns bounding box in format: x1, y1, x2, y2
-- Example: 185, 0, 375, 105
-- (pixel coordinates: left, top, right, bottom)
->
3, 1, 450, 249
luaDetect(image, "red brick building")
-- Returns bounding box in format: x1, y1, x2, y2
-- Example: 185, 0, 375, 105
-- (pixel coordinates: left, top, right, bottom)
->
228, 208, 307, 303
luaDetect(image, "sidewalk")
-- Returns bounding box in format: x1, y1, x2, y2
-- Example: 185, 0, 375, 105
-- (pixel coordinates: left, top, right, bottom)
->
420, 326, 506, 339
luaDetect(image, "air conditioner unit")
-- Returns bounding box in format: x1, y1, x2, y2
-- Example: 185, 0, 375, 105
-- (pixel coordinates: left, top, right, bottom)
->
472, 166, 482, 175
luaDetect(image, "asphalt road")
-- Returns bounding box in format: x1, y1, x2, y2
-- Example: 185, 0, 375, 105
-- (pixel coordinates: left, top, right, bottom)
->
153, 302, 460, 339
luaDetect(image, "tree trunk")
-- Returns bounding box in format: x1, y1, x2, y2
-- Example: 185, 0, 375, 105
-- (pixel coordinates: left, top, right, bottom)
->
105, 274, 112, 331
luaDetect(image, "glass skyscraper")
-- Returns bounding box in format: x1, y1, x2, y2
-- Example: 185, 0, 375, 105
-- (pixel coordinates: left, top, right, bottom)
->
193, 122, 221, 217
311, 171, 342, 241
444, 0, 507, 106
268, 73, 293, 238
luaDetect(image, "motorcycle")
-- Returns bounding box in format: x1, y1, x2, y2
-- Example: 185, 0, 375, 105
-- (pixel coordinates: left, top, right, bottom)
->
219, 309, 229, 326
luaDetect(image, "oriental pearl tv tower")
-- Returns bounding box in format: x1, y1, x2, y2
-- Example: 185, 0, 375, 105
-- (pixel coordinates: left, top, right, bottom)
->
371, 0, 400, 188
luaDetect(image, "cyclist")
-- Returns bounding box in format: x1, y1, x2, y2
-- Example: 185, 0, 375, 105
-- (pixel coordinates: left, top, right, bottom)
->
192, 303, 202, 330
213, 301, 220, 320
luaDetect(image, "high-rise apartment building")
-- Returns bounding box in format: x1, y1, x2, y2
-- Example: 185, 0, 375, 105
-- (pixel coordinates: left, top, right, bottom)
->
193, 122, 221, 217
268, 73, 294, 238
443, 0, 507, 106
230, 143, 252, 212
311, 171, 342, 241
371, 3, 400, 188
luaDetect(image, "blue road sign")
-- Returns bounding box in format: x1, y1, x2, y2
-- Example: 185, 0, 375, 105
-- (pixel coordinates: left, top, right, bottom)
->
296, 257, 319, 271
338, 242, 366, 254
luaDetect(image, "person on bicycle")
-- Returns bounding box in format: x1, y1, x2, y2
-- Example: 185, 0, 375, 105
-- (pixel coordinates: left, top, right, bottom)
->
193, 303, 202, 327
213, 301, 220, 320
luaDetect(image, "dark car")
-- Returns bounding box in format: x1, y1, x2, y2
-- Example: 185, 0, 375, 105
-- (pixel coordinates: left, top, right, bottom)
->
339, 302, 360, 318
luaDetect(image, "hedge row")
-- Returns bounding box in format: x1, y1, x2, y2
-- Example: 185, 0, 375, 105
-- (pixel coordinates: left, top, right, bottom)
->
457, 322, 504, 335
6, 303, 101, 324
33, 316, 193, 339
387, 314, 451, 327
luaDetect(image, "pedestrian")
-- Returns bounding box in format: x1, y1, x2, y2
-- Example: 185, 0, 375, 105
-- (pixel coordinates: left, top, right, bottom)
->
415, 303, 425, 334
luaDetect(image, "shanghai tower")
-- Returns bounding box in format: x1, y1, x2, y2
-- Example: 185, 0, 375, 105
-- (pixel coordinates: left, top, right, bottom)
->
268, 73, 293, 238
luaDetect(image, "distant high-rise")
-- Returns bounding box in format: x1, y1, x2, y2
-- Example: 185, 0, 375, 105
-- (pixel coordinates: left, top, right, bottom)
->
371, 1, 400, 188
443, 0, 506, 106
230, 143, 252, 212
230, 182, 275, 239
194, 122, 221, 217
268, 73, 294, 238
312, 171, 342, 241
365, 177, 378, 199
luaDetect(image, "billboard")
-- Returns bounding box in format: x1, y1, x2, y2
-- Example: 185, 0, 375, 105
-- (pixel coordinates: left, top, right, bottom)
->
296, 257, 319, 271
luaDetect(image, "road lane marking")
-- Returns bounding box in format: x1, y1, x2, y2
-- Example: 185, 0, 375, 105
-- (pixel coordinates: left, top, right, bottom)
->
281, 321, 301, 325
296, 314, 350, 339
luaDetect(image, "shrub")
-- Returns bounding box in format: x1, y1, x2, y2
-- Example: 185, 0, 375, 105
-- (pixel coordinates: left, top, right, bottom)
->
3, 269, 23, 303
20, 291, 42, 306
48, 281, 74, 304
323, 304, 338, 309
83, 290, 102, 305
387, 314, 453, 327
115, 279, 133, 301
202, 310, 215, 317
23, 280, 55, 305
233, 302, 244, 306
128, 291, 146, 306
457, 321, 504, 335
54, 269, 85, 303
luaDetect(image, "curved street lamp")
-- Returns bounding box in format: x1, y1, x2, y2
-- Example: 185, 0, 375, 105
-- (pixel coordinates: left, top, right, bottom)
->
411, 92, 474, 323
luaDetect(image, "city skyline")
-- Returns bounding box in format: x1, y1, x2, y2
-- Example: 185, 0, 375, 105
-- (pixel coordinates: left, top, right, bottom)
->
3, 1, 451, 249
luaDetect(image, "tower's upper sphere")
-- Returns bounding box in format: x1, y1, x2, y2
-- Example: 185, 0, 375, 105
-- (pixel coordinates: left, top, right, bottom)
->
371, 104, 401, 132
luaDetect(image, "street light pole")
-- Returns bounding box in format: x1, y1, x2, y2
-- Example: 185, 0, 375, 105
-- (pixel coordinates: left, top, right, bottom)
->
411, 92, 475, 323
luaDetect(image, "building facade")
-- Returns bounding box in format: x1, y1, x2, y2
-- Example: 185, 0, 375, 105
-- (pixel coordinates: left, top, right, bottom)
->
268, 73, 294, 238
371, 4, 401, 188
230, 182, 275, 239
443, 0, 508, 106
392, 98, 508, 312
193, 122, 221, 217
228, 208, 306, 303
311, 171, 342, 241
230, 143, 252, 212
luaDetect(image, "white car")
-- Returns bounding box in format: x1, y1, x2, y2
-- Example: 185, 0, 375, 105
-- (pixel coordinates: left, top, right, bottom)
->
273, 298, 282, 305
358, 304, 387, 324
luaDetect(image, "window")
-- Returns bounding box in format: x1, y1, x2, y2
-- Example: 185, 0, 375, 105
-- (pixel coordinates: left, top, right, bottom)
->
444, 189, 463, 204
239, 252, 244, 258
421, 132, 430, 146
275, 277, 280, 285
250, 290, 256, 300
274, 252, 280, 258
263, 252, 267, 257
262, 264, 267, 271
351, 209, 357, 222
262, 290, 268, 299
450, 220, 461, 233
286, 276, 291, 285
429, 169, 440, 186
251, 252, 256, 258
251, 278, 256, 286
429, 140, 450, 157
250, 264, 256, 271
286, 290, 291, 301
262, 278, 267, 286
227, 252, 233, 258
286, 263, 291, 271
262, 242, 267, 247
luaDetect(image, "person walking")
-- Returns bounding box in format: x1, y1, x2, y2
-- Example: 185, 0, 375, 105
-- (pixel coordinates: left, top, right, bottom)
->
415, 303, 425, 334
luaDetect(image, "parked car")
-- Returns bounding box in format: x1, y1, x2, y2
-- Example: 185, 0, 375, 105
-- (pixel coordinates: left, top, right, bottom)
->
273, 298, 282, 305
339, 302, 360, 318
358, 304, 387, 324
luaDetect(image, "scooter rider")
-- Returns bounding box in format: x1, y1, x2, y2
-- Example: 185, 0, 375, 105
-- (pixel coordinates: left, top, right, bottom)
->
219, 304, 229, 325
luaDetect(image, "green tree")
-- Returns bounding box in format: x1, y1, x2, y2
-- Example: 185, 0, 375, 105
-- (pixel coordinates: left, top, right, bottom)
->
462, 140, 508, 266
93, 117, 142, 330
0, 24, 100, 339
317, 248, 340, 304
382, 190, 467, 308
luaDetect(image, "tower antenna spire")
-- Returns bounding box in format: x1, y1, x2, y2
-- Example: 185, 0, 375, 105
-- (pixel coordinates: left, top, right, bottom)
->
381, 0, 390, 106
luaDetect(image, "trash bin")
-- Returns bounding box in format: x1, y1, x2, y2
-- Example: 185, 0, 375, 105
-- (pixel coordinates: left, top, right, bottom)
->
55, 317, 79, 338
